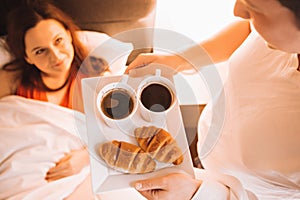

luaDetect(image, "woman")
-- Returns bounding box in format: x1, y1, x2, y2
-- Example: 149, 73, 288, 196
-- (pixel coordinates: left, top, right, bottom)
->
1, 2, 105, 199
127, 0, 300, 199
4, 1, 108, 112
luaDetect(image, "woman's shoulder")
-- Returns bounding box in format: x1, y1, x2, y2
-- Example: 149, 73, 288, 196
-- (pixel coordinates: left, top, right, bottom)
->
0, 69, 20, 98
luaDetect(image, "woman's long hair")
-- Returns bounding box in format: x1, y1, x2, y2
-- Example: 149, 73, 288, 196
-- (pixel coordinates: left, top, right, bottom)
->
4, 1, 88, 91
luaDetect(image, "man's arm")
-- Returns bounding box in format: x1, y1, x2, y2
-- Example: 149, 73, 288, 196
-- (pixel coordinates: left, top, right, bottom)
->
200, 19, 251, 63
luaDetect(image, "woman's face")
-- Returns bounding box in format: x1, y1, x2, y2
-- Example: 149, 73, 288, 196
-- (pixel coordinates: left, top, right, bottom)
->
24, 19, 74, 78
234, 0, 300, 53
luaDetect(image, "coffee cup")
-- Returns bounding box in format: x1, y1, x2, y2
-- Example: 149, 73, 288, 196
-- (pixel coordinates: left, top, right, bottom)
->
96, 75, 137, 132
137, 69, 177, 127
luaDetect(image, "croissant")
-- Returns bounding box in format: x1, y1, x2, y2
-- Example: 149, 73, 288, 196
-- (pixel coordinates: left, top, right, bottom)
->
134, 126, 184, 165
98, 140, 156, 173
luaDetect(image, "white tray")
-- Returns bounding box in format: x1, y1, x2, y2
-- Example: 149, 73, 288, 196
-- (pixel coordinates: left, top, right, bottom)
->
82, 72, 194, 198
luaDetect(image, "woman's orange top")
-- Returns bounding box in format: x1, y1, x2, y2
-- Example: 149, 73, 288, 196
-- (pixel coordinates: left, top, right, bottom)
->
16, 72, 87, 110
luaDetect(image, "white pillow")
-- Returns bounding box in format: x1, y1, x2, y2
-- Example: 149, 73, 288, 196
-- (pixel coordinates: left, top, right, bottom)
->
0, 36, 13, 69
77, 30, 133, 75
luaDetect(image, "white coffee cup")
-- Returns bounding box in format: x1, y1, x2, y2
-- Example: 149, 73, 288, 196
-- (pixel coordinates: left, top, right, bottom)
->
96, 75, 138, 132
137, 69, 177, 127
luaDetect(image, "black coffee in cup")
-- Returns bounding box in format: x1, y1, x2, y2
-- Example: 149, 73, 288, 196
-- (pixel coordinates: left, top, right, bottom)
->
140, 83, 172, 112
101, 89, 134, 119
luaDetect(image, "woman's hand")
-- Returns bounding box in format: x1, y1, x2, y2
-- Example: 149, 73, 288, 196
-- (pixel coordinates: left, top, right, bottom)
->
81, 56, 110, 76
134, 173, 202, 200
45, 147, 90, 182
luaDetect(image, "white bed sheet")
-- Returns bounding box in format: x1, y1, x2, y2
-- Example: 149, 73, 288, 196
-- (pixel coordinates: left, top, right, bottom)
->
0, 95, 89, 200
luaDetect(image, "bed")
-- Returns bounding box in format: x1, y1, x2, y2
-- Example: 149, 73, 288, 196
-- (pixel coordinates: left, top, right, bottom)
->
0, 1, 142, 197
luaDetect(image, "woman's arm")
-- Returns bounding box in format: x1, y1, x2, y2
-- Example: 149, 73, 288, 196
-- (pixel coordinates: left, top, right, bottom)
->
0, 69, 19, 98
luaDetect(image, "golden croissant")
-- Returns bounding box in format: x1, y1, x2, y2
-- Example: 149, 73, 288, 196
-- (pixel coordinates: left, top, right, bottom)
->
98, 140, 156, 173
134, 126, 183, 165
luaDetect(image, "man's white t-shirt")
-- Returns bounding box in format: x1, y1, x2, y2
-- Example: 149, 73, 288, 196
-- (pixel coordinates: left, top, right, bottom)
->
197, 29, 300, 199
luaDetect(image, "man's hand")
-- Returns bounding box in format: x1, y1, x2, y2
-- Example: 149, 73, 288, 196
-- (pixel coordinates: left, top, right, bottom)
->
134, 173, 202, 200
125, 53, 189, 75
45, 148, 90, 182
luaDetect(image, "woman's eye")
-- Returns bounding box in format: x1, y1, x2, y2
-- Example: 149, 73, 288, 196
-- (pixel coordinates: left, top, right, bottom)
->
35, 49, 45, 55
55, 37, 63, 45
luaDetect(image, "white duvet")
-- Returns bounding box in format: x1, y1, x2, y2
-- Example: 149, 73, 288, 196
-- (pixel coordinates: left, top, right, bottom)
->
0, 95, 89, 200
0, 96, 258, 200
